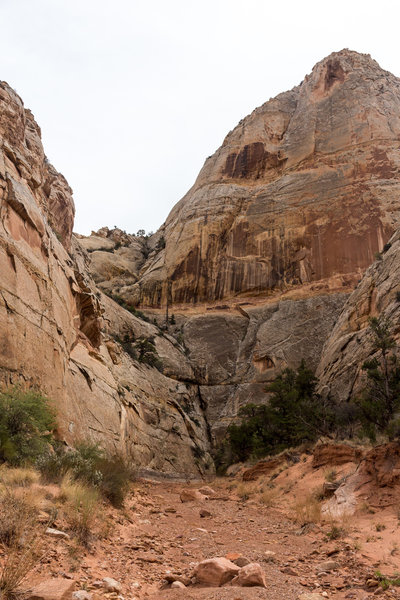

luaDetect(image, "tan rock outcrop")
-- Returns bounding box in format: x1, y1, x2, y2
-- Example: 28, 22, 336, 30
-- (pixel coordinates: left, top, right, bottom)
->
125, 50, 400, 308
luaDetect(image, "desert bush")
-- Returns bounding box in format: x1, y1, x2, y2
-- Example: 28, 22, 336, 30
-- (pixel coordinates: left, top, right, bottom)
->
258, 487, 278, 507
0, 489, 37, 546
0, 387, 55, 466
37, 443, 132, 507
356, 316, 400, 440
104, 292, 151, 322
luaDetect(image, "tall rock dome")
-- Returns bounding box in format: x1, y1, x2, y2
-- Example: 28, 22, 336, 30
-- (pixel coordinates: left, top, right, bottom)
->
126, 50, 400, 307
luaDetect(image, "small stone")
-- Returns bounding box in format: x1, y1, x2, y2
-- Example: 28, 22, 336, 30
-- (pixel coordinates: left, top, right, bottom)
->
103, 578, 122, 593
298, 594, 327, 600
225, 552, 242, 561
73, 593, 92, 600
233, 557, 251, 567
171, 581, 186, 589
316, 561, 339, 573
45, 527, 70, 540
282, 566, 299, 576
200, 509, 212, 518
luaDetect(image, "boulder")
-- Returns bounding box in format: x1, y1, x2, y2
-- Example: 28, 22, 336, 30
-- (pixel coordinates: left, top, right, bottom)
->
194, 557, 240, 586
102, 578, 122, 593
237, 563, 267, 587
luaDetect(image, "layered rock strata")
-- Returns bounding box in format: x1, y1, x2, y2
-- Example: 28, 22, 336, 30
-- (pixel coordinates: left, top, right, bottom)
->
120, 50, 400, 308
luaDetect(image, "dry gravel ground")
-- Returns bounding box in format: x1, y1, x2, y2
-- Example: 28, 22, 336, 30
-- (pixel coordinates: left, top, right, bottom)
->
3, 453, 400, 600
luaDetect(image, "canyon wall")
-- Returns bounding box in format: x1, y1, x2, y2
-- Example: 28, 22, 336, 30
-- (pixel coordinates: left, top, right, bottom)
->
117, 50, 400, 308
3, 49, 400, 476
0, 82, 212, 479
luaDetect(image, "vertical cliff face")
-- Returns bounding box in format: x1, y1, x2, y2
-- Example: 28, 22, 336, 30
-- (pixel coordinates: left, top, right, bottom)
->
0, 82, 213, 479
317, 229, 400, 402
120, 50, 400, 308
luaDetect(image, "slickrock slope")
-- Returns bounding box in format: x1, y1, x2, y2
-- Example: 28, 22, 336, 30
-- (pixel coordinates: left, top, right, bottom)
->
123, 49, 400, 307
317, 228, 400, 401
0, 82, 212, 478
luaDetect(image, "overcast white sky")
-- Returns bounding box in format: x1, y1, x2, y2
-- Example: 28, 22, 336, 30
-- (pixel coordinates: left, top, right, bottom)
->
0, 0, 399, 235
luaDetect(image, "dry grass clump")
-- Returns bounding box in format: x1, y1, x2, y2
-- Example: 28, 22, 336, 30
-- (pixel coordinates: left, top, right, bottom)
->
0, 487, 45, 598
235, 481, 257, 500
0, 466, 40, 488
234, 477, 278, 507
0, 488, 39, 546
258, 488, 278, 507
293, 492, 322, 525
60, 475, 100, 546
324, 468, 337, 483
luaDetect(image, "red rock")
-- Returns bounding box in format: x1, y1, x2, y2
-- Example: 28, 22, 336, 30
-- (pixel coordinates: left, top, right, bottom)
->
194, 557, 240, 586
225, 552, 242, 561
242, 457, 285, 481
25, 579, 75, 600
312, 444, 362, 468
236, 563, 267, 587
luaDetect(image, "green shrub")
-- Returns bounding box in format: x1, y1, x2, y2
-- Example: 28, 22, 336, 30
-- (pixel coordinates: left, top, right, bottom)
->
0, 387, 55, 466
226, 361, 337, 463
37, 443, 132, 507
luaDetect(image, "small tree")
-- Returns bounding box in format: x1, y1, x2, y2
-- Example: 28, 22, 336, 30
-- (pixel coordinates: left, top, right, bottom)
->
226, 361, 335, 463
357, 316, 400, 439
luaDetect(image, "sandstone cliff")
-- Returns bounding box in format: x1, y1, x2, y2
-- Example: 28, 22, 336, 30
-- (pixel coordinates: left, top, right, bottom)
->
3, 49, 400, 476
81, 49, 400, 439
120, 49, 400, 308
0, 82, 212, 479
317, 228, 400, 401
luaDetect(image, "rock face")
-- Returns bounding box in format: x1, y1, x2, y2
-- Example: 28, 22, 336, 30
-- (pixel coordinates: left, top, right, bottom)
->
0, 81, 212, 479
79, 49, 400, 444
122, 50, 400, 308
317, 228, 400, 401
